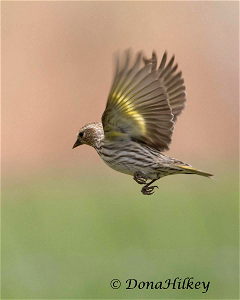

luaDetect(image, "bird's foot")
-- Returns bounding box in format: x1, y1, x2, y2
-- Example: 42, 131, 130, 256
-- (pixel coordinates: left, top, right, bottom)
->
141, 185, 159, 195
133, 171, 148, 185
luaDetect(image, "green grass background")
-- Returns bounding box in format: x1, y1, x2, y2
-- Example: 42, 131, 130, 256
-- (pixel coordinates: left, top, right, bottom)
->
1, 161, 239, 299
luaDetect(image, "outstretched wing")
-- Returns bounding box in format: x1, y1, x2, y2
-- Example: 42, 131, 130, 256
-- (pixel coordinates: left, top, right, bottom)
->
102, 50, 186, 151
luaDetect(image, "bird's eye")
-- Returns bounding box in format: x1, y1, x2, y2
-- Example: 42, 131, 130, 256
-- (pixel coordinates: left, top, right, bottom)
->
79, 132, 84, 138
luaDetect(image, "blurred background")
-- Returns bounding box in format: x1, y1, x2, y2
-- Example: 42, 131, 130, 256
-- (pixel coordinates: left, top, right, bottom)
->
2, 1, 239, 299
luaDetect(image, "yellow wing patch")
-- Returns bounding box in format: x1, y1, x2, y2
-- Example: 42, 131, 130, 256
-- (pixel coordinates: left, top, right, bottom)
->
113, 93, 146, 135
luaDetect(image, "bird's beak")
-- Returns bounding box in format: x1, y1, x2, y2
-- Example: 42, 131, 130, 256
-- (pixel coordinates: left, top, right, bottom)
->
72, 140, 82, 149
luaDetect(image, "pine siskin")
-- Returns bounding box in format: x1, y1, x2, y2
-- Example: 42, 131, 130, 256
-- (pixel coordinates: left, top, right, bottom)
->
73, 50, 213, 195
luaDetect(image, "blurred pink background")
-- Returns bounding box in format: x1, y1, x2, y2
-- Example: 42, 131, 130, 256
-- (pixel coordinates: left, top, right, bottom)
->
2, 1, 239, 176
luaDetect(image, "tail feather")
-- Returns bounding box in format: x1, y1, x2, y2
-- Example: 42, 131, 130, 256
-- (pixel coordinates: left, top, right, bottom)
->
174, 164, 214, 178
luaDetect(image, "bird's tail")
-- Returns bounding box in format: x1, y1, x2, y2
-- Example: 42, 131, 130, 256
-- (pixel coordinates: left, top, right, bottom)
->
174, 165, 214, 178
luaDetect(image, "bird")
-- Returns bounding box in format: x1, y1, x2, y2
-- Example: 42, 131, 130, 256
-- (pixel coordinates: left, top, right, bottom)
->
72, 50, 213, 195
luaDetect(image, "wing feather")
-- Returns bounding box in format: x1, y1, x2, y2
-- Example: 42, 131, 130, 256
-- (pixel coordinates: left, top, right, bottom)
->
102, 50, 187, 150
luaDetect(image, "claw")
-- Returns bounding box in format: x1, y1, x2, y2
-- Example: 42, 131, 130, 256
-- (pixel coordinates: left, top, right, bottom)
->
141, 185, 159, 195
134, 171, 148, 185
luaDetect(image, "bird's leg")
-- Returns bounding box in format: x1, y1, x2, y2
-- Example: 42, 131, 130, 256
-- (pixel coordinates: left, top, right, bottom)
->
141, 179, 159, 196
133, 171, 148, 185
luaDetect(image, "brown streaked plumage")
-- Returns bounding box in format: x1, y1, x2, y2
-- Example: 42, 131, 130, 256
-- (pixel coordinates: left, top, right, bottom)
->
73, 50, 213, 195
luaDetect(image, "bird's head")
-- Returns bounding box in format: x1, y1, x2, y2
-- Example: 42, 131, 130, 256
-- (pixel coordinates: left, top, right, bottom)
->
72, 122, 104, 149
